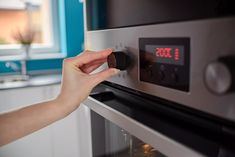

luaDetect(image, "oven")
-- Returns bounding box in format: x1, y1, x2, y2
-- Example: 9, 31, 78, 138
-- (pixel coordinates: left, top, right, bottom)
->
79, 0, 235, 157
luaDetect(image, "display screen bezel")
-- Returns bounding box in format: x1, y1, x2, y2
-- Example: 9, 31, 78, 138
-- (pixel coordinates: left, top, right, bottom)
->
139, 38, 190, 92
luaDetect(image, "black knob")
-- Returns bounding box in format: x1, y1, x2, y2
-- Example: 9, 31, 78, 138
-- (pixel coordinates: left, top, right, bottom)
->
204, 56, 235, 94
107, 51, 130, 70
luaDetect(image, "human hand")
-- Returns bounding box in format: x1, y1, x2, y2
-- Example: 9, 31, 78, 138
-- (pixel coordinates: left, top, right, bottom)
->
56, 49, 119, 113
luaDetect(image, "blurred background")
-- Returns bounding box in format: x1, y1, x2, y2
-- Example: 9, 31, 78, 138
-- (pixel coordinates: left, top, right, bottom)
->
0, 0, 84, 74
0, 1, 85, 157
0, 0, 51, 45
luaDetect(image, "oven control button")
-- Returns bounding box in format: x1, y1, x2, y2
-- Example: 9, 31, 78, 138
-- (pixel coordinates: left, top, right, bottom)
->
107, 51, 130, 70
160, 65, 165, 71
171, 73, 179, 83
159, 71, 165, 81
146, 64, 154, 77
147, 69, 153, 77
205, 57, 235, 94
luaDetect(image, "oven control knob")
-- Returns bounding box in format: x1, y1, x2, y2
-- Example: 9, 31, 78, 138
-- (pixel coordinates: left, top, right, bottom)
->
107, 51, 130, 70
204, 56, 235, 95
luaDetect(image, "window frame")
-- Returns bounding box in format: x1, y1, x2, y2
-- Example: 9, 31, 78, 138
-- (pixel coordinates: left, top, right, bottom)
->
0, 0, 63, 59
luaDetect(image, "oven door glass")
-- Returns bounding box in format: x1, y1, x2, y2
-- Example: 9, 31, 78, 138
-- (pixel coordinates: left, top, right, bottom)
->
91, 110, 166, 157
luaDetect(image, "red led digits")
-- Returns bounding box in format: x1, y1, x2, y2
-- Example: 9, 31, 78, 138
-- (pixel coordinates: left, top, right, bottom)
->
174, 48, 179, 61
156, 48, 172, 58
150, 45, 183, 65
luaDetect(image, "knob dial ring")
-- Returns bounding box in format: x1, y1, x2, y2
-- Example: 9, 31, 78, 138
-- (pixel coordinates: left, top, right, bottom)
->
204, 61, 232, 95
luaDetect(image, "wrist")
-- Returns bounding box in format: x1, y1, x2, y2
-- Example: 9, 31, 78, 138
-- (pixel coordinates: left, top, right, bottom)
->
53, 94, 81, 118
51, 97, 70, 119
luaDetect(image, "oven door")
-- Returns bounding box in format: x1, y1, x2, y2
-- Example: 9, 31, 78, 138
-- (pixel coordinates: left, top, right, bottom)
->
79, 83, 232, 157
84, 100, 201, 157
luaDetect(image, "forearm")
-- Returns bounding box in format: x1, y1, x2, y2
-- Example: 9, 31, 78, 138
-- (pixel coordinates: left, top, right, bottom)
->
0, 49, 118, 147
0, 98, 73, 146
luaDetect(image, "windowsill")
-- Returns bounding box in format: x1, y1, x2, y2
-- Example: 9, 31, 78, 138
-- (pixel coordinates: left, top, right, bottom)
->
0, 53, 66, 61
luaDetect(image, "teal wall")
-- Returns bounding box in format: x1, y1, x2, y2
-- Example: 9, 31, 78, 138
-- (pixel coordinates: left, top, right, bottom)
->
0, 0, 84, 74
64, 0, 84, 57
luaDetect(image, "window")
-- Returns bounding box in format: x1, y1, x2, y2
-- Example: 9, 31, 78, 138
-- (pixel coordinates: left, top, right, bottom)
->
0, 0, 61, 59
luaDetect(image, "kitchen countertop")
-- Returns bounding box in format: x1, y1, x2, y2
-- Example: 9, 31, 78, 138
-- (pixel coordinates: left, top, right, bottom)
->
0, 73, 62, 90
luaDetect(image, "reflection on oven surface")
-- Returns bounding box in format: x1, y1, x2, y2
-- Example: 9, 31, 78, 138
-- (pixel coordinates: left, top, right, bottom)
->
92, 111, 166, 157
106, 134, 166, 157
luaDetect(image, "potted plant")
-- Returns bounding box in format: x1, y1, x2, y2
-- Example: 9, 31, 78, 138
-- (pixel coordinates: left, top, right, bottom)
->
13, 28, 35, 59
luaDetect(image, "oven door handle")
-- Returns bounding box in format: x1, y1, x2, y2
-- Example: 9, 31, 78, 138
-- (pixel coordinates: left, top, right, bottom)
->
83, 96, 204, 157
90, 91, 115, 101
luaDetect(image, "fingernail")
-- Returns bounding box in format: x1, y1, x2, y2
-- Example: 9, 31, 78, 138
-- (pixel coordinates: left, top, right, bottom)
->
113, 69, 120, 75
107, 48, 113, 52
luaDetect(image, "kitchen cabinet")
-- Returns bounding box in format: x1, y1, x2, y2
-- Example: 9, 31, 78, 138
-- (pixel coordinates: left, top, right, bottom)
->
77, 103, 93, 157
0, 84, 80, 157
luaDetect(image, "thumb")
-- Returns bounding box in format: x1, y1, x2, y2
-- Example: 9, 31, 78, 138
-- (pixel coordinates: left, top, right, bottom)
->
92, 68, 120, 85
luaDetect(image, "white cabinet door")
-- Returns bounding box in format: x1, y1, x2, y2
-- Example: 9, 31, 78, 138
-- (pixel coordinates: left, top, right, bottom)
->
0, 86, 45, 112
0, 84, 80, 157
47, 84, 80, 157
0, 125, 53, 157
0, 86, 54, 157
77, 104, 93, 157
51, 110, 80, 157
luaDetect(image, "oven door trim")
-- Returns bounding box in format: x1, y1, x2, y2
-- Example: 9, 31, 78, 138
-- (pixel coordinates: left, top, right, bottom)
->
83, 96, 204, 157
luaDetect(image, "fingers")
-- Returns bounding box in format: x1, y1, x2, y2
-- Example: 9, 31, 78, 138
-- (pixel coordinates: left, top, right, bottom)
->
91, 68, 120, 85
80, 57, 106, 70
80, 58, 107, 73
72, 48, 113, 66
82, 62, 104, 74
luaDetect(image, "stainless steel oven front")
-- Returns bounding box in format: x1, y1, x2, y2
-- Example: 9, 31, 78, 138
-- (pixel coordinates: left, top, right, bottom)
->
79, 0, 235, 157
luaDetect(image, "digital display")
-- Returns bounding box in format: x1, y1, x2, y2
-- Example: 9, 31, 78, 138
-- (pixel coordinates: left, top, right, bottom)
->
139, 38, 190, 91
145, 45, 184, 65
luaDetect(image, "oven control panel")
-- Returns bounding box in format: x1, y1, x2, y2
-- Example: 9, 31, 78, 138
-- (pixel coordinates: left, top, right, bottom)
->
139, 38, 190, 92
